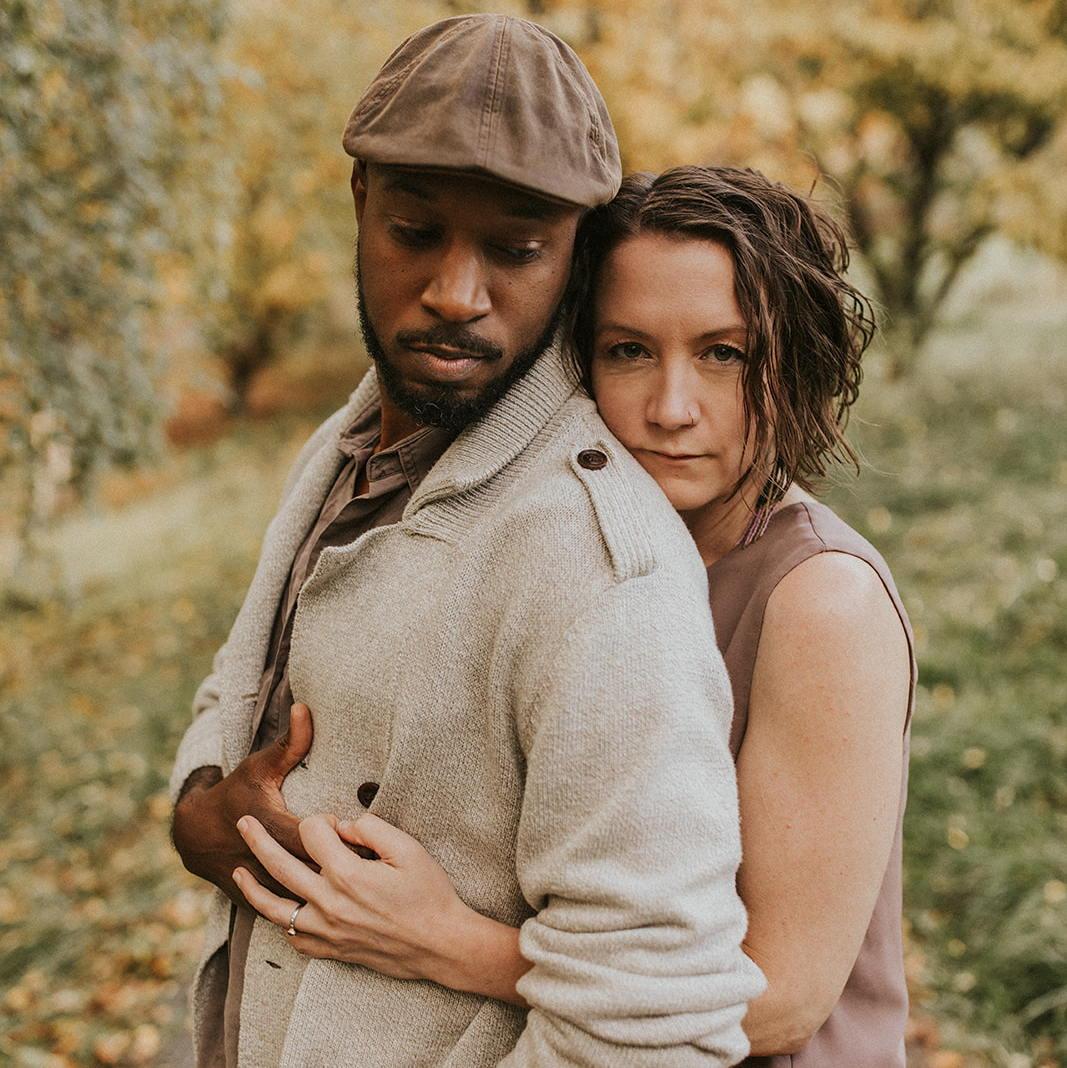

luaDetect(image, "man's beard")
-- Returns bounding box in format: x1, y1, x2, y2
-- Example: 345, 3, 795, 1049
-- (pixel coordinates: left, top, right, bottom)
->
355, 252, 563, 433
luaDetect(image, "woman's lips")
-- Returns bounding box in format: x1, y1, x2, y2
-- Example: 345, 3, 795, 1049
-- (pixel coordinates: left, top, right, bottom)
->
640, 449, 708, 463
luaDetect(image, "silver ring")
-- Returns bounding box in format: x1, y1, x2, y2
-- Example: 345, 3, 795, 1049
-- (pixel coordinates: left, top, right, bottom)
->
285, 902, 304, 937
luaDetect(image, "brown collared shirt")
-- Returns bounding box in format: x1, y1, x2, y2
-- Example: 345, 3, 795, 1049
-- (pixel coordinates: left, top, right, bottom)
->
217, 405, 453, 1067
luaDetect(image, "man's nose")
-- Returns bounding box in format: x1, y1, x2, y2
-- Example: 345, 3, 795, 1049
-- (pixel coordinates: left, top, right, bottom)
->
647, 364, 700, 431
421, 240, 491, 322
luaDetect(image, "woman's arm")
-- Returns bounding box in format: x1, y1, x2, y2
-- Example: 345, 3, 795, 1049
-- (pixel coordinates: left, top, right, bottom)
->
736, 550, 910, 1055
232, 809, 532, 1006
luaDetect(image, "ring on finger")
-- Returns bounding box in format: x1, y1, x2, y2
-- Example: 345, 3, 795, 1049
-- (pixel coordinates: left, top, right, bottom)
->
285, 902, 304, 937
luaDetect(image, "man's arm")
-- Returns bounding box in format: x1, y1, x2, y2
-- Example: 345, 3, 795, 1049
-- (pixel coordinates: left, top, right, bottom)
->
167, 628, 315, 905
168, 398, 356, 898
502, 574, 765, 1067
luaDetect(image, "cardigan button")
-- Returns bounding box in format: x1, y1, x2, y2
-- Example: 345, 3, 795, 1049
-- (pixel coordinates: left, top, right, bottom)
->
357, 781, 380, 807
577, 449, 608, 470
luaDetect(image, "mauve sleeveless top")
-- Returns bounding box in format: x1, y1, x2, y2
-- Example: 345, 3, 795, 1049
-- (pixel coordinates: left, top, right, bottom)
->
707, 499, 916, 1068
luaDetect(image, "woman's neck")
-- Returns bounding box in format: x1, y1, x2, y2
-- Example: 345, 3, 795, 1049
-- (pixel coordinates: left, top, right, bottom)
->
681, 483, 808, 568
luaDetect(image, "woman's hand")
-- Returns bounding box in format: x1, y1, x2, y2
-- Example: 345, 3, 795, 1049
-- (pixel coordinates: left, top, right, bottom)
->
232, 812, 530, 1004
233, 812, 471, 983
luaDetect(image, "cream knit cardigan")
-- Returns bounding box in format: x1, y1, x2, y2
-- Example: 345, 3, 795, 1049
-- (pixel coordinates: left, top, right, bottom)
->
170, 346, 765, 1066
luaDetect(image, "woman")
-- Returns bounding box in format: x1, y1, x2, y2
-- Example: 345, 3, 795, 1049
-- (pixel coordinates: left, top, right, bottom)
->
233, 166, 916, 1065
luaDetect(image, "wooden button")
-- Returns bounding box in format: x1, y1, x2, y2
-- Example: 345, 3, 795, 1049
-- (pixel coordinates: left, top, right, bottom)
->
357, 781, 380, 807
577, 449, 608, 470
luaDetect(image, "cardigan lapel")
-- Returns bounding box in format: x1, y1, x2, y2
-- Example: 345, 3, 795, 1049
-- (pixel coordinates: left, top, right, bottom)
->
218, 368, 380, 769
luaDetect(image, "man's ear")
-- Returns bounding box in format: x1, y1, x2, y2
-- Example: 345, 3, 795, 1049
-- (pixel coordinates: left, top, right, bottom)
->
351, 159, 368, 224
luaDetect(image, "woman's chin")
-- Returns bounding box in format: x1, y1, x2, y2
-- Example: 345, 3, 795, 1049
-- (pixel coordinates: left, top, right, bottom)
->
655, 479, 718, 514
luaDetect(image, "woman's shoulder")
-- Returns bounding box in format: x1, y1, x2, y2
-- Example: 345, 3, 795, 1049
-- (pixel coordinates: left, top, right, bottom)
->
791, 498, 895, 572
760, 498, 903, 619
760, 501, 914, 692
713, 497, 887, 586
757, 516, 914, 737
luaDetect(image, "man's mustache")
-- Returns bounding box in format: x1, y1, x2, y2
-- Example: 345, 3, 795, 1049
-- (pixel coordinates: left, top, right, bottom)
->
396, 326, 502, 361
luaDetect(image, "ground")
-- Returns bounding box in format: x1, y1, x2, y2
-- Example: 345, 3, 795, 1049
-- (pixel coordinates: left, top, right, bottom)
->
1, 248, 1064, 1066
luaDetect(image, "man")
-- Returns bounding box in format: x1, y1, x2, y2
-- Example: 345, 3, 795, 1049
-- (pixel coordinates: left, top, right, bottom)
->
171, 14, 764, 1066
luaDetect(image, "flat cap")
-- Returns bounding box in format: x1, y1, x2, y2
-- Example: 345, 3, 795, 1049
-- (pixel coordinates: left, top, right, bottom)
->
343, 14, 621, 208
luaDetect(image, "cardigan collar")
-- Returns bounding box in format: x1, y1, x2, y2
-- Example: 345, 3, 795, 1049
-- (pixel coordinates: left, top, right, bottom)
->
405, 339, 578, 516
335, 339, 578, 518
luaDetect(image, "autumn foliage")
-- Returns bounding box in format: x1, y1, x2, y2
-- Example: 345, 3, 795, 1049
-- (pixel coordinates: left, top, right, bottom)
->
1, 2, 1065, 1063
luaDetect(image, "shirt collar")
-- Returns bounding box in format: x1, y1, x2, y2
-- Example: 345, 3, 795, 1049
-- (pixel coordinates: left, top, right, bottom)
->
336, 403, 453, 493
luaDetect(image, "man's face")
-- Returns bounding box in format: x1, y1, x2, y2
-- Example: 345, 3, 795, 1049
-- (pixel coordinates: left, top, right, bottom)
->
353, 163, 582, 429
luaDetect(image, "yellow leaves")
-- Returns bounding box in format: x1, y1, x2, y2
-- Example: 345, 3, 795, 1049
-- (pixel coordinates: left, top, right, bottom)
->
930, 1047, 967, 1067
40, 68, 68, 108
1045, 880, 1067, 905
0, 886, 23, 924
857, 111, 905, 171
254, 204, 299, 254
1035, 558, 1057, 583
92, 1031, 131, 1065
932, 684, 956, 711
162, 889, 206, 929
261, 261, 326, 314
130, 1024, 162, 1062
170, 598, 197, 624
69, 694, 96, 717
739, 75, 795, 141
946, 825, 970, 850
868, 505, 893, 533
797, 88, 853, 133
4, 983, 33, 1014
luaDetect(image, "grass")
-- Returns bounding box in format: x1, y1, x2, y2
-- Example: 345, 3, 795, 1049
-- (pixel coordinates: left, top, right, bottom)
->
821, 313, 1067, 1065
0, 413, 322, 1067
1, 298, 1065, 1065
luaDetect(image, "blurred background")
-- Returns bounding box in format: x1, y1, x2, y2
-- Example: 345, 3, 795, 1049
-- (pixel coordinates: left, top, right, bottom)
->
1, 0, 1065, 1064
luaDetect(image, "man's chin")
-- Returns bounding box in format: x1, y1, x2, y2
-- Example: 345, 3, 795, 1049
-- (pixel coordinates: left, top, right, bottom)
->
373, 360, 494, 431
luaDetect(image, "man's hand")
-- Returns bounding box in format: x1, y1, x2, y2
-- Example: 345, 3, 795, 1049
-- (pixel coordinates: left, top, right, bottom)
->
171, 703, 315, 906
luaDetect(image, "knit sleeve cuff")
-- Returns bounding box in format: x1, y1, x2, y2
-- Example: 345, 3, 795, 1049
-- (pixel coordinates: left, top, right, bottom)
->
169, 705, 223, 804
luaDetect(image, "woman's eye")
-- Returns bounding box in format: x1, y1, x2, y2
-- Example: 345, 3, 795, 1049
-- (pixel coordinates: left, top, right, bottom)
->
607, 342, 647, 360
706, 343, 745, 364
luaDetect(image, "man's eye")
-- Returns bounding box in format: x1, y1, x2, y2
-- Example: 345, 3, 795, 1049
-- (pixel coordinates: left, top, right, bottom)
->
492, 244, 542, 264
389, 223, 437, 247
607, 342, 647, 360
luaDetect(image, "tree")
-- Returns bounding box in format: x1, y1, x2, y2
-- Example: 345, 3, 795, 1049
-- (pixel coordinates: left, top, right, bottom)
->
206, 0, 450, 411
0, 0, 227, 590
542, 0, 1067, 376
769, 0, 1067, 375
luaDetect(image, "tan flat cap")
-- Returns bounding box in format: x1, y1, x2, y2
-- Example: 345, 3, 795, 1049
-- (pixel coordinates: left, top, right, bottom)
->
342, 14, 621, 208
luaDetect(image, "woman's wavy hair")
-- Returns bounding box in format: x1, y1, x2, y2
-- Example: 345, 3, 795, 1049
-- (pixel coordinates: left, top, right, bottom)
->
567, 166, 875, 495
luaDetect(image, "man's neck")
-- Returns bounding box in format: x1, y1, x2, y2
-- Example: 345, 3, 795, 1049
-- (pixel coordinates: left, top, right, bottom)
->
377, 393, 425, 453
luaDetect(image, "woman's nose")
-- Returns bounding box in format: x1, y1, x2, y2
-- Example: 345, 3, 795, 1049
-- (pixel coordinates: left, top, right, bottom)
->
421, 240, 491, 322
647, 366, 700, 430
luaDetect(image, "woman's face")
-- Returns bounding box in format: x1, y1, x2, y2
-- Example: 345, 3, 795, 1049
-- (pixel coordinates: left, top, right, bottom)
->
590, 232, 754, 514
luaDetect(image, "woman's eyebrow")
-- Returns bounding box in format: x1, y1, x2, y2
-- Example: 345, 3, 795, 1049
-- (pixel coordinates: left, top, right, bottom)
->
595, 323, 748, 341
696, 325, 748, 340
595, 322, 652, 338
